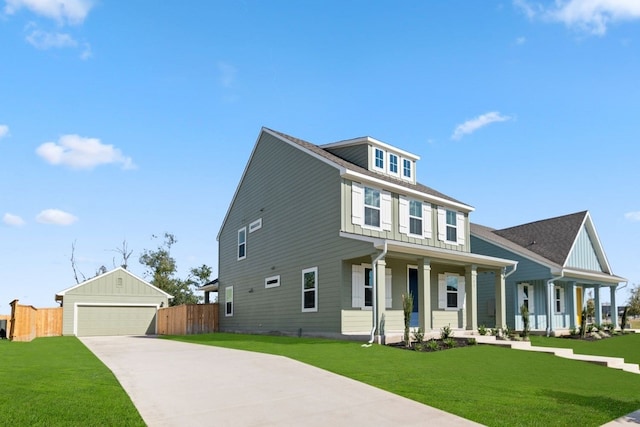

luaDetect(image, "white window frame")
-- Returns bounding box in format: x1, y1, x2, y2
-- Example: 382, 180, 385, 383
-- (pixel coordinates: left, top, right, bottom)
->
351, 264, 392, 309
408, 200, 423, 237
437, 207, 465, 245
438, 273, 465, 311
237, 227, 246, 260
554, 286, 565, 313
518, 283, 535, 314
374, 148, 385, 172
399, 196, 432, 239
265, 275, 280, 289
225, 286, 233, 317
352, 182, 391, 231
249, 218, 262, 233
388, 153, 399, 176
402, 158, 412, 179
302, 267, 318, 312
364, 186, 381, 228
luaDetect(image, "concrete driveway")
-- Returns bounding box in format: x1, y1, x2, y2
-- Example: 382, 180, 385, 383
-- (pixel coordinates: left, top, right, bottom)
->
80, 336, 480, 427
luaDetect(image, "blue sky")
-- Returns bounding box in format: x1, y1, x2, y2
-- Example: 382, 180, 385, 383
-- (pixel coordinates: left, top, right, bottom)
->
1, 0, 639, 309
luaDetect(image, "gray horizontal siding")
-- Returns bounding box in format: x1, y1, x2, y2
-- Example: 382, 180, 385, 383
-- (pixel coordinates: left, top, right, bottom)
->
324, 144, 369, 169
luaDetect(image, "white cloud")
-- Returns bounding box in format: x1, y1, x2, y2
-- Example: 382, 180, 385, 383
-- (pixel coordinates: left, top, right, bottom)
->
4, 0, 93, 25
515, 0, 640, 36
26, 29, 77, 49
36, 209, 78, 226
0, 124, 9, 139
624, 211, 640, 222
452, 112, 511, 140
515, 36, 527, 45
217, 61, 237, 88
3, 213, 25, 226
36, 134, 136, 170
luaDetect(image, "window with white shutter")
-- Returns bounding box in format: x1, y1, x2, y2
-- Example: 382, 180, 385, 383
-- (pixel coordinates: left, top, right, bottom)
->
438, 273, 465, 310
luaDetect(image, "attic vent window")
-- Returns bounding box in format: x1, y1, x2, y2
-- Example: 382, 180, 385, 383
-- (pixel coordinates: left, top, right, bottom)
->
249, 218, 262, 233
116, 278, 123, 288
265, 275, 280, 289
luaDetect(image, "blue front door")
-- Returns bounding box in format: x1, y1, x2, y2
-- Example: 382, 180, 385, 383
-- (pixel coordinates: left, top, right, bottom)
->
409, 268, 419, 327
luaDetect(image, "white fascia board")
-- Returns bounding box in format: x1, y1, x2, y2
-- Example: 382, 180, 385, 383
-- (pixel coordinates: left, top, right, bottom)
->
342, 169, 474, 213
560, 268, 626, 285
322, 137, 420, 161
470, 232, 559, 271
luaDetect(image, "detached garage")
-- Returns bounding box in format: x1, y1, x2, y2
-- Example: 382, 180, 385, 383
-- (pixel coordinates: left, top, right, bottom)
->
55, 267, 173, 336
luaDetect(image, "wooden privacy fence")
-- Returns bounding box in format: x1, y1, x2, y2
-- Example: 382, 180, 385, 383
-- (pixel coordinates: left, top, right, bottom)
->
157, 303, 219, 335
8, 299, 63, 342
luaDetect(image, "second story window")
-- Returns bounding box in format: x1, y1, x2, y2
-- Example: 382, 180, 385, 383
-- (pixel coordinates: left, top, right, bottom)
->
364, 187, 380, 228
374, 148, 384, 170
446, 210, 457, 242
389, 153, 398, 174
409, 200, 422, 235
403, 159, 412, 178
237, 227, 246, 260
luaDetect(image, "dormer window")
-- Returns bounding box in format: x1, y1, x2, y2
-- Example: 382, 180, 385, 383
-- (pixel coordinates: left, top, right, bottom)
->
389, 153, 398, 175
374, 148, 384, 170
403, 159, 412, 179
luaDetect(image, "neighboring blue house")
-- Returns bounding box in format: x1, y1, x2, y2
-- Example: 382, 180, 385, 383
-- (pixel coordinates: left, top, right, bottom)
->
471, 211, 626, 335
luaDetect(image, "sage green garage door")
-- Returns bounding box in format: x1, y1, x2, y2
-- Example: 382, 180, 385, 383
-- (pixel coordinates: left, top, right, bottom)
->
77, 305, 157, 336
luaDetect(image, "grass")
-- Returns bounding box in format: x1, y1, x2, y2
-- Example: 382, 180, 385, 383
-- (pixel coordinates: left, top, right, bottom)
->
166, 333, 640, 427
530, 333, 640, 365
0, 337, 144, 427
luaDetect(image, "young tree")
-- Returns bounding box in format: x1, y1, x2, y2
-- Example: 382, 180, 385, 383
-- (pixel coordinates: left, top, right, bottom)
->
627, 284, 640, 316
139, 233, 203, 306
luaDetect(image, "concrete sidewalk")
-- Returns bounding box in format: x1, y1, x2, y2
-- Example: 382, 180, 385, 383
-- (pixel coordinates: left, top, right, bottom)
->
80, 336, 479, 427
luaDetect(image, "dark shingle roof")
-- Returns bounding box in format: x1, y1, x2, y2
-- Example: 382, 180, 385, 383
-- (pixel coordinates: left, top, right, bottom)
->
265, 128, 469, 208
492, 211, 588, 266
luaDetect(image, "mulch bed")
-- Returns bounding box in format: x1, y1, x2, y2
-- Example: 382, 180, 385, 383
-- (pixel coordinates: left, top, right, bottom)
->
388, 337, 477, 352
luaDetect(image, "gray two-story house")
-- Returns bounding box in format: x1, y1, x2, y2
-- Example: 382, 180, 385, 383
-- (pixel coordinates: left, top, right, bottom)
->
217, 128, 515, 342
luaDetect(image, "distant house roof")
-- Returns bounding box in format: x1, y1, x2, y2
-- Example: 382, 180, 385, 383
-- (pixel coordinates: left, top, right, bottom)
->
471, 211, 626, 284
198, 278, 218, 292
266, 128, 469, 208
55, 267, 174, 301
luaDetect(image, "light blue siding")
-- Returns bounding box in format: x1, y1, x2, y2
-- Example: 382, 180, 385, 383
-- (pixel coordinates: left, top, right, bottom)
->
566, 227, 603, 272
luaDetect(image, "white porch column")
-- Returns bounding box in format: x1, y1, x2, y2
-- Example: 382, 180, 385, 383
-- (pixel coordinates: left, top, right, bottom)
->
465, 265, 478, 331
495, 268, 506, 329
375, 258, 387, 342
610, 286, 618, 329
571, 282, 579, 329
594, 285, 602, 324
546, 280, 554, 336
418, 258, 431, 331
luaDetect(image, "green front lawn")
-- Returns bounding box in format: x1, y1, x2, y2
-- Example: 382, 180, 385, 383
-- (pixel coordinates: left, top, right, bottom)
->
530, 333, 640, 365
167, 333, 640, 427
0, 337, 144, 426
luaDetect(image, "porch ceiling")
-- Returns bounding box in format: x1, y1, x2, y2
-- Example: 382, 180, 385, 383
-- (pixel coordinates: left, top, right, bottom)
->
561, 268, 625, 286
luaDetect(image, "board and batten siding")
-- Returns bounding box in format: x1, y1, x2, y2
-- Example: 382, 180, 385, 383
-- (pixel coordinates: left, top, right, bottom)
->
60, 271, 168, 336
341, 180, 470, 253
471, 235, 553, 330
566, 227, 604, 272
218, 132, 371, 335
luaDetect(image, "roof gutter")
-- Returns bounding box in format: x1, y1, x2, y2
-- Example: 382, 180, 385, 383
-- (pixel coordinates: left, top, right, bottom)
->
363, 241, 388, 347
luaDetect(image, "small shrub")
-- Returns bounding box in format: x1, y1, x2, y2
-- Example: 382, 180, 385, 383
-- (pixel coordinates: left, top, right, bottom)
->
414, 343, 423, 351
601, 323, 613, 332
579, 308, 587, 339
503, 325, 512, 339
443, 337, 456, 348
412, 327, 424, 344
478, 324, 487, 336
426, 340, 439, 351
490, 327, 499, 336
440, 324, 454, 340
467, 338, 477, 346
621, 307, 629, 333
520, 304, 530, 338
569, 326, 578, 335
402, 293, 414, 347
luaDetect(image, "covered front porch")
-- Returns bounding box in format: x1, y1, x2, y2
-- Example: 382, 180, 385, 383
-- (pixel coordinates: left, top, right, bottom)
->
341, 240, 517, 343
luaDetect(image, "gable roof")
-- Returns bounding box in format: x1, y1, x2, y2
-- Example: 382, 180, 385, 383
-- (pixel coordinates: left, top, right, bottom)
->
55, 267, 174, 300
471, 211, 626, 284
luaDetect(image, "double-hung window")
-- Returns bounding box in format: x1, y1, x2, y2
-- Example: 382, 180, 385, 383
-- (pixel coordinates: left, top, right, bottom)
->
518, 283, 535, 313
352, 264, 392, 309
225, 286, 233, 316
438, 273, 465, 310
374, 148, 384, 170
237, 227, 246, 260
446, 210, 457, 242
403, 159, 412, 178
302, 267, 318, 312
389, 153, 398, 175
554, 286, 565, 313
364, 187, 381, 228
409, 200, 422, 236
364, 267, 373, 307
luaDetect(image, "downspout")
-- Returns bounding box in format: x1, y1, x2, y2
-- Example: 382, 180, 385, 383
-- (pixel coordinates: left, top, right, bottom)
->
365, 241, 388, 346
546, 273, 564, 337
505, 263, 518, 279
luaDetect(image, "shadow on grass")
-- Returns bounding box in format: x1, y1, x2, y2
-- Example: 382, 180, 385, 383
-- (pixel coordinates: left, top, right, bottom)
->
540, 389, 640, 422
